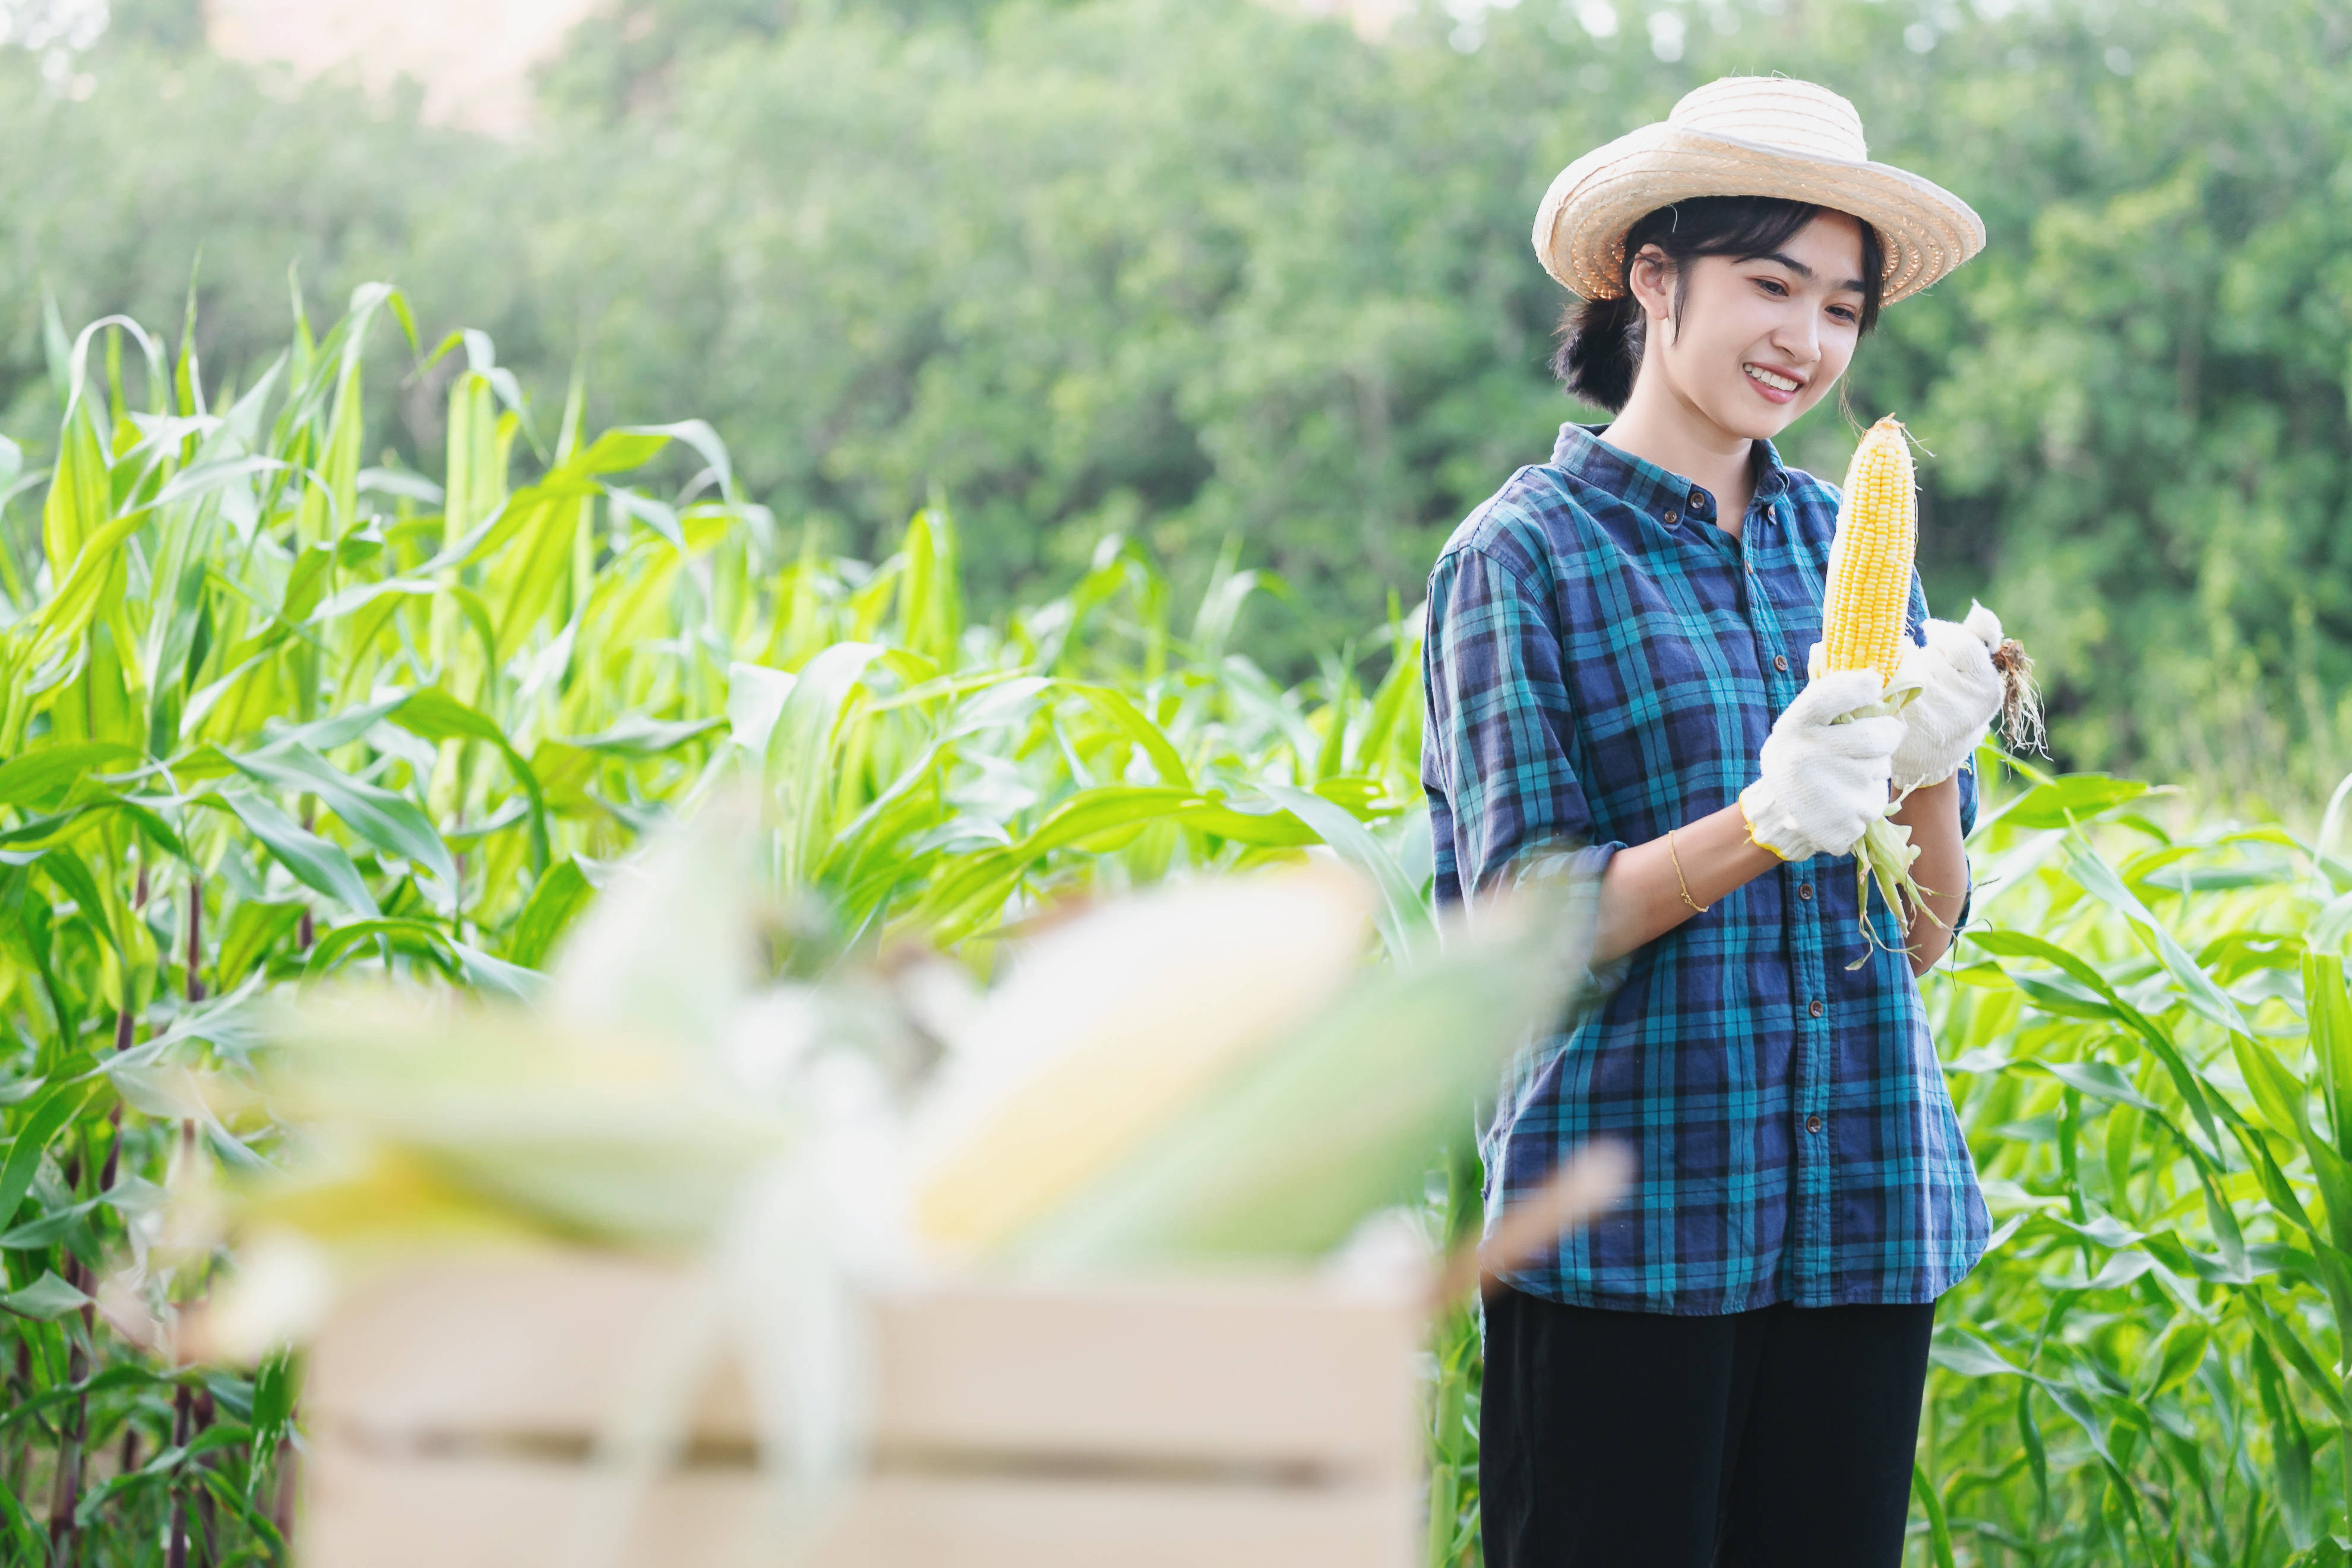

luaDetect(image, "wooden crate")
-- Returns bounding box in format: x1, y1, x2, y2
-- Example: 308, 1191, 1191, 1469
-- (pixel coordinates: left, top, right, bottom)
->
300, 1254, 1424, 1567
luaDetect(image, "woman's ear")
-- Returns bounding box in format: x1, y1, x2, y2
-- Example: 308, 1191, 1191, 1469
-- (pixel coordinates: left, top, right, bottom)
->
1626, 244, 1676, 332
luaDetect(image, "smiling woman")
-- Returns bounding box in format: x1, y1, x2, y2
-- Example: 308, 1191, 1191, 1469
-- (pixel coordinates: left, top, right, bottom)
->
1422, 75, 2012, 1568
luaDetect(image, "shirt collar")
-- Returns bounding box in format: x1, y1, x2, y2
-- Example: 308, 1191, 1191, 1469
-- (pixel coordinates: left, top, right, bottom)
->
1548, 422, 1791, 527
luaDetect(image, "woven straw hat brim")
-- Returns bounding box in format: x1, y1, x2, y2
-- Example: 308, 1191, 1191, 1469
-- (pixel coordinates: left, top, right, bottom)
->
1533, 124, 1986, 305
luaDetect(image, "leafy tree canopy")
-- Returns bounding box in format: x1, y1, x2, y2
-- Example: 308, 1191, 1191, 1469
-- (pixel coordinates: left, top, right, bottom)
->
4, 0, 2350, 800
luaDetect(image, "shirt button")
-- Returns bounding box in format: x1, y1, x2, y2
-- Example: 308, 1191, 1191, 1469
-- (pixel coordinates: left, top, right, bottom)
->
1808, 998, 1825, 1018
1806, 1114, 1823, 1134
1689, 489, 1705, 508
1773, 655, 1788, 672
1798, 882, 1813, 901
1663, 509, 1679, 525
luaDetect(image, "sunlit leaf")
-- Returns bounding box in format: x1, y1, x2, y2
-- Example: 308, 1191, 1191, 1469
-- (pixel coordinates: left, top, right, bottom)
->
210, 792, 379, 918
0, 1270, 91, 1321
226, 741, 458, 890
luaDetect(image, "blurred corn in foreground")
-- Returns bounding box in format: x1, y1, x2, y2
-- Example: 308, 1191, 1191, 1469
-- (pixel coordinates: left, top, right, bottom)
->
183, 803, 1614, 1566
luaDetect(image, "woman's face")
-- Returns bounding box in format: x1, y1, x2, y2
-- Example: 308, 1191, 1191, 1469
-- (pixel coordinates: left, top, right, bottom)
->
1628, 211, 1869, 441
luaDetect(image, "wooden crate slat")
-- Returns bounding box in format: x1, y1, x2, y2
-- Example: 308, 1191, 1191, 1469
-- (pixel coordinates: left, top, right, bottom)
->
303, 1254, 684, 1437
872, 1275, 1419, 1475
304, 1256, 1420, 1475
304, 1441, 1417, 1568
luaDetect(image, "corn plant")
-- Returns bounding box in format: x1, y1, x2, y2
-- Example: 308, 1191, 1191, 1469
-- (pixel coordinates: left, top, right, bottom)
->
1902, 766, 2352, 1567
0, 289, 1427, 1563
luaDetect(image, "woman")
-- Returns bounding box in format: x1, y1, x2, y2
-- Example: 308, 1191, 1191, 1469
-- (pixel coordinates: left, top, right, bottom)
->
1422, 78, 2009, 1567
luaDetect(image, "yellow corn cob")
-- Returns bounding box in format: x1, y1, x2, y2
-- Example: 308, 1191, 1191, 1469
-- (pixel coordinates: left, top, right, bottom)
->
1818, 416, 1917, 687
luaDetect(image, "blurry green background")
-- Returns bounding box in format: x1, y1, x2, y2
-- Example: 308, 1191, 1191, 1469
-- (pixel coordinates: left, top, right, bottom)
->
4, 0, 2347, 802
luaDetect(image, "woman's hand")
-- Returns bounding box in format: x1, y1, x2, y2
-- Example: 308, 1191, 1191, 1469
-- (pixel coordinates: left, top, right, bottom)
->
1736, 669, 1905, 862
1891, 603, 2005, 793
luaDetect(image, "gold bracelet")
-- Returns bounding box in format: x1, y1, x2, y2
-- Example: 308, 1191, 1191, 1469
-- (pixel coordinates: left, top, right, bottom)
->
1666, 827, 1709, 915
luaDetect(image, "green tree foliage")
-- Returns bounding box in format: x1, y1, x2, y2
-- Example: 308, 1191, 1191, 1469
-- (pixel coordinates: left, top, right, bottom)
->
101, 0, 203, 50
533, 0, 798, 118
5, 0, 2351, 796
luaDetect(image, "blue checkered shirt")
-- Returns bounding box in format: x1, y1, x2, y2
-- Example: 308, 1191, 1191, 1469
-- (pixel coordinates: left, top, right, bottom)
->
1423, 422, 1989, 1315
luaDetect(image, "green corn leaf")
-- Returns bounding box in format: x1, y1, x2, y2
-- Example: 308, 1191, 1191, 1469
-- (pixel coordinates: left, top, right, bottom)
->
33, 848, 118, 961
552, 428, 671, 482
2063, 836, 2250, 1037
445, 939, 546, 1004
2147, 1319, 2211, 1400
2233, 1032, 2313, 1142
725, 661, 796, 756
390, 685, 549, 873
2233, 1121, 2322, 1238
1970, 927, 2228, 1157
2250, 1336, 2319, 1550
628, 420, 733, 500
0, 1450, 40, 1556
2310, 889, 2352, 954
1184, 795, 1322, 848
558, 715, 725, 756
1931, 1332, 2026, 1379
2306, 954, 2352, 1159
226, 741, 458, 891
0, 1270, 91, 1322
0, 1079, 94, 1228
2032, 1374, 2126, 1475
2014, 1377, 2050, 1514
506, 858, 595, 971
216, 899, 309, 990
0, 741, 141, 810
484, 496, 585, 662
0, 1194, 106, 1250
2246, 1291, 2352, 1425
26, 511, 147, 662
765, 641, 886, 885
896, 504, 964, 663
209, 791, 380, 918
2043, 1059, 2161, 1114
1262, 782, 1429, 966
1019, 786, 1204, 855
300, 918, 461, 982
1912, 1461, 1958, 1568
254, 693, 413, 757
41, 394, 110, 578
1993, 773, 2154, 830
1068, 684, 1193, 790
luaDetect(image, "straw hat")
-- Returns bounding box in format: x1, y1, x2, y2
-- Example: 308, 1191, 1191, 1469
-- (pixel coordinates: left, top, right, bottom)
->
1532, 77, 1984, 305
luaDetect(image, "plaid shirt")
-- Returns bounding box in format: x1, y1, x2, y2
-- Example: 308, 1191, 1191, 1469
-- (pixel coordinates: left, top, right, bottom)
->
1422, 422, 1989, 1315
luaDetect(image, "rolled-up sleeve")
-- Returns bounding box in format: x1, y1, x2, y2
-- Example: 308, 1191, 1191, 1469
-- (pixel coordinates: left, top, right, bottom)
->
1422, 543, 1623, 905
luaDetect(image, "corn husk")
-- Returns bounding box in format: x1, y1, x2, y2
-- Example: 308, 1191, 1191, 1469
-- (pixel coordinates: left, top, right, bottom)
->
908, 867, 1374, 1256
1005, 883, 1594, 1269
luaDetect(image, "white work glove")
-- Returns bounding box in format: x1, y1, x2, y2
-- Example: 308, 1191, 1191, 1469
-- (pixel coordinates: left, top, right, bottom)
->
1737, 668, 1904, 862
1889, 602, 2005, 793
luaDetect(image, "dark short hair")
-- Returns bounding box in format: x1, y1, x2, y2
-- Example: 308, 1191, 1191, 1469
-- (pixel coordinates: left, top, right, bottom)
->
1552, 195, 1886, 412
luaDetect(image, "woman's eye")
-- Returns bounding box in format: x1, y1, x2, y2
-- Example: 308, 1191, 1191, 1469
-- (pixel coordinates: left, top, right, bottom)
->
1828, 306, 1858, 324
1755, 278, 1789, 297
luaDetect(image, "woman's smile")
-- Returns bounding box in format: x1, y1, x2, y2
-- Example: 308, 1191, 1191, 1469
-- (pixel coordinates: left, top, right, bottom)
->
1742, 362, 1806, 402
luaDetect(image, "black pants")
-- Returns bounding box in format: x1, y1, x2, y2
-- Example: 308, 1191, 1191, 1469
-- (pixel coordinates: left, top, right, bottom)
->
1478, 1287, 1934, 1568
